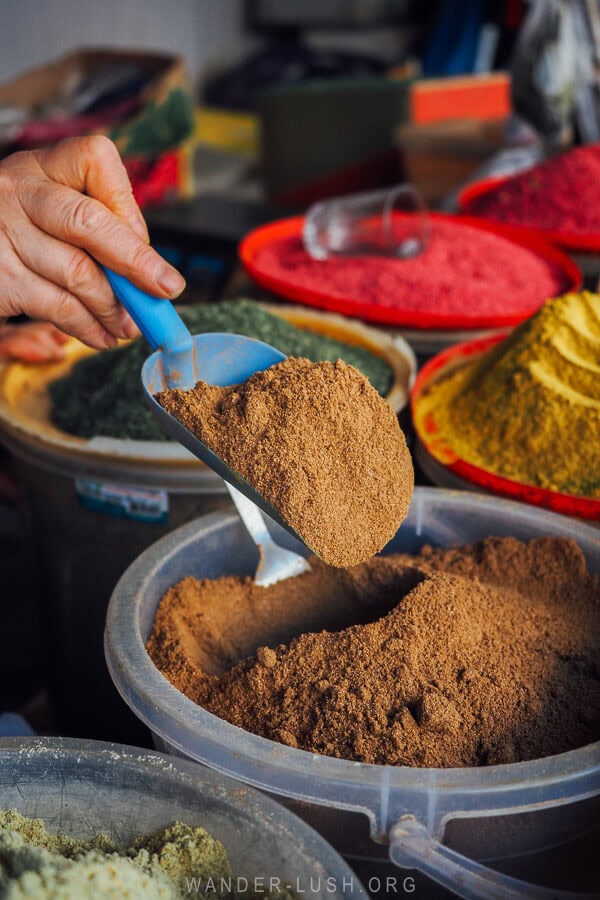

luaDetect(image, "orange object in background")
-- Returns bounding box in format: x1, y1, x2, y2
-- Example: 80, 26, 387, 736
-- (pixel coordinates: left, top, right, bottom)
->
410, 72, 511, 125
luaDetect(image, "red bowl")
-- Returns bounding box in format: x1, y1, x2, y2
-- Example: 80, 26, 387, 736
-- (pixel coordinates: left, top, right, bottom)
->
411, 333, 600, 521
240, 213, 582, 331
459, 176, 600, 253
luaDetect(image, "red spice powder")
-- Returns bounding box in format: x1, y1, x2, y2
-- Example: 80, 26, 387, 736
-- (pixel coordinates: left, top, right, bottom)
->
253, 218, 569, 324
466, 144, 600, 236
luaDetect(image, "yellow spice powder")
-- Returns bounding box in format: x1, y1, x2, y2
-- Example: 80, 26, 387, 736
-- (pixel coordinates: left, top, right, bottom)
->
417, 291, 600, 498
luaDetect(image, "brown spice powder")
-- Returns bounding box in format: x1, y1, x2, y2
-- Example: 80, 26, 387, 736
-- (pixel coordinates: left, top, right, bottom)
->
155, 357, 413, 567
147, 536, 600, 767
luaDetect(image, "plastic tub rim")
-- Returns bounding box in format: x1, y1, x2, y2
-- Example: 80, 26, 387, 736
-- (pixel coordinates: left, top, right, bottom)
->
105, 487, 600, 837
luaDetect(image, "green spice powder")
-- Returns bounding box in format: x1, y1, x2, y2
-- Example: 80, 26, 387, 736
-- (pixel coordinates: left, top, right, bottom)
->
0, 809, 296, 899
0, 810, 230, 899
49, 300, 393, 441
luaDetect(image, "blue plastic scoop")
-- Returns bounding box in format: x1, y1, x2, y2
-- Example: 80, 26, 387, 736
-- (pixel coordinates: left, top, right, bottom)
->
103, 268, 312, 585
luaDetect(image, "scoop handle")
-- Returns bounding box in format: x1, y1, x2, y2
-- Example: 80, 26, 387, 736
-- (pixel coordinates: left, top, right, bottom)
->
102, 267, 192, 355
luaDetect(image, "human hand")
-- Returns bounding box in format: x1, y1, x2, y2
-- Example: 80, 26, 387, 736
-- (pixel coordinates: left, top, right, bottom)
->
0, 135, 186, 349
0, 321, 70, 363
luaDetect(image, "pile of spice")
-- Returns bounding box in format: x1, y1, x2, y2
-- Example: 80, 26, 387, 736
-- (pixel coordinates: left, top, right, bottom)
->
156, 358, 413, 567
0, 810, 296, 899
49, 299, 392, 441
147, 536, 600, 768
417, 291, 600, 498
0, 811, 231, 899
464, 143, 600, 235
251, 218, 571, 324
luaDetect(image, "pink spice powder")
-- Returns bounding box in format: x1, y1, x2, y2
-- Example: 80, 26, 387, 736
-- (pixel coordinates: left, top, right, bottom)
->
467, 144, 600, 235
253, 218, 569, 322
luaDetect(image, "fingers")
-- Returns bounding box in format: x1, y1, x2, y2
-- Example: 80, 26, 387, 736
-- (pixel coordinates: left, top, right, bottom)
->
13, 221, 139, 340
1, 248, 120, 351
0, 322, 68, 363
35, 135, 149, 242
32, 136, 185, 298
45, 324, 70, 346
0, 136, 185, 346
19, 177, 185, 299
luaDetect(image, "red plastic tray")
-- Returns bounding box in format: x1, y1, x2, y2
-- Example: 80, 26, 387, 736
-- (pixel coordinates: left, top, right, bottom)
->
459, 176, 600, 253
239, 213, 582, 331
411, 334, 600, 521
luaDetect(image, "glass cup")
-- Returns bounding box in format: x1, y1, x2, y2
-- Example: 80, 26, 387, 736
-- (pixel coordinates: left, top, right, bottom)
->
303, 183, 430, 261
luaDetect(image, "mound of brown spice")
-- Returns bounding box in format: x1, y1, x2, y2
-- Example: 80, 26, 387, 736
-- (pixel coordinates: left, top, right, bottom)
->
147, 536, 600, 768
155, 357, 413, 567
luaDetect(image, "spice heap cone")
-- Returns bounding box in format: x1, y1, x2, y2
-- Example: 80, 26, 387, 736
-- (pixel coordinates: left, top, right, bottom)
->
419, 291, 600, 498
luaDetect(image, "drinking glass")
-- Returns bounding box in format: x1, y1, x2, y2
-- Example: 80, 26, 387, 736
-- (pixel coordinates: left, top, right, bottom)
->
303, 184, 430, 261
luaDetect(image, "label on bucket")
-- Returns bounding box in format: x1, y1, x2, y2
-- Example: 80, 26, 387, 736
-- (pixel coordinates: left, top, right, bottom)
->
75, 479, 169, 523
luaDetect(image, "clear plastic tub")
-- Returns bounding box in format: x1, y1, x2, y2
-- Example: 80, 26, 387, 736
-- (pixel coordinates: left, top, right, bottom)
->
105, 488, 600, 899
0, 736, 368, 898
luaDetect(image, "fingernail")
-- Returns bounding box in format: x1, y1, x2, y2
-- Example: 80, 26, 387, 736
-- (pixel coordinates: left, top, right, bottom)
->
157, 265, 186, 297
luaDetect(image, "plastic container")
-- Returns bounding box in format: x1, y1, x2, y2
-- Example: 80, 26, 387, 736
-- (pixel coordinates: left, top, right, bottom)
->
0, 736, 368, 898
0, 304, 413, 743
106, 488, 600, 899
0, 342, 229, 743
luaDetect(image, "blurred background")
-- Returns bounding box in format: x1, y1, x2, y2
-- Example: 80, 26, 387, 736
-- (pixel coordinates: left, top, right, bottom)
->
0, 0, 535, 251
2, 0, 596, 297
